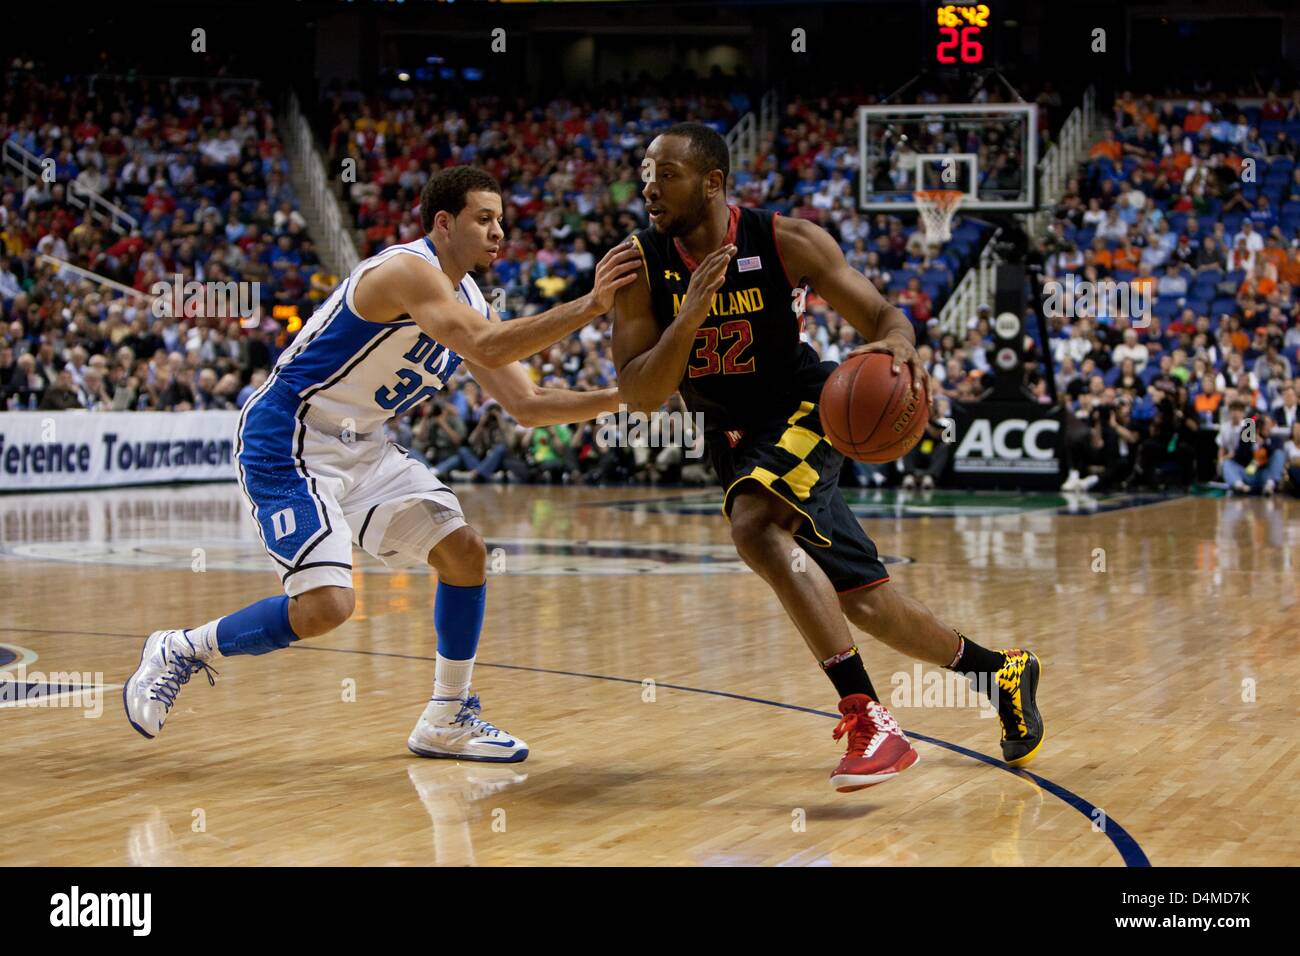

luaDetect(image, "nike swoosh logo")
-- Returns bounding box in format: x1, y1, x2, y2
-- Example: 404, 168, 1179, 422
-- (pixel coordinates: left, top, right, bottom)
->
480, 739, 516, 747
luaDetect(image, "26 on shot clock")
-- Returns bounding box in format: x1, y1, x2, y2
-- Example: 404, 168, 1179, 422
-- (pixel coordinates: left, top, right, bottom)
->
932, 3, 998, 68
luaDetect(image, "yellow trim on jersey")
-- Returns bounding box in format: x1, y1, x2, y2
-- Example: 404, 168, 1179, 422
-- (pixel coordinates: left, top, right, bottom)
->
629, 234, 652, 291
721, 472, 833, 548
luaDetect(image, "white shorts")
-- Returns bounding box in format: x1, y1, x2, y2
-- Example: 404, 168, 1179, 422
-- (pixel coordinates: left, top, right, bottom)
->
236, 385, 466, 596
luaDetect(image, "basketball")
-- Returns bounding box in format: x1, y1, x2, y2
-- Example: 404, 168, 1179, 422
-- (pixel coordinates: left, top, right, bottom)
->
819, 352, 929, 463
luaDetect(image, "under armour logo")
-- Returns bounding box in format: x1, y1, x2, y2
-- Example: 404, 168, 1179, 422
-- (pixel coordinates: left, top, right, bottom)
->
664, 269, 681, 282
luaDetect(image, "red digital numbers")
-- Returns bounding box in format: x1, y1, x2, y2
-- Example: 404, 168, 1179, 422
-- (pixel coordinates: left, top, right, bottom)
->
936, 25, 984, 64
935, 4, 989, 65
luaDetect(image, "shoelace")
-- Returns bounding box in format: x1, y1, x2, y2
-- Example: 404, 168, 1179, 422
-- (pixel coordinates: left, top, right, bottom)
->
832, 704, 899, 758
451, 694, 504, 738
150, 653, 218, 711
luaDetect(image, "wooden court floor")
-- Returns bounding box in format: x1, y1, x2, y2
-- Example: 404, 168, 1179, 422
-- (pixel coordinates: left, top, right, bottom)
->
0, 482, 1296, 866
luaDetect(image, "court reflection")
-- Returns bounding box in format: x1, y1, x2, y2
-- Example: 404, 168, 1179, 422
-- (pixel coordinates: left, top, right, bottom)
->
407, 764, 529, 866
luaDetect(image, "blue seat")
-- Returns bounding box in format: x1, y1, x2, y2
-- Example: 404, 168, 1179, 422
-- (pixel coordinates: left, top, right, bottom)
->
1153, 298, 1182, 318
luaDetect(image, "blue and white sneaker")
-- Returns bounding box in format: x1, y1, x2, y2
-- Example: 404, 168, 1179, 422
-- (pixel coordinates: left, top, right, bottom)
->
123, 630, 218, 739
407, 692, 529, 763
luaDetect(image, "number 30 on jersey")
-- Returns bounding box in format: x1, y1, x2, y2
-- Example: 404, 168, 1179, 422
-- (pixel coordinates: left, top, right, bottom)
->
374, 333, 464, 413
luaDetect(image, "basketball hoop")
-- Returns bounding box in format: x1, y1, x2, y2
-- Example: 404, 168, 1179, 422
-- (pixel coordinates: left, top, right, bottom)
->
913, 190, 964, 246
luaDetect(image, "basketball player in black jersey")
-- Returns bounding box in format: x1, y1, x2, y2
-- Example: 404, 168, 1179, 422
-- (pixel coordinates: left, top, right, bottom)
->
612, 123, 1044, 791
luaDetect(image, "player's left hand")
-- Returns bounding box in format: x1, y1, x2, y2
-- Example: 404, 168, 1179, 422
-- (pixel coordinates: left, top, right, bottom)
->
586, 241, 644, 316
850, 329, 928, 397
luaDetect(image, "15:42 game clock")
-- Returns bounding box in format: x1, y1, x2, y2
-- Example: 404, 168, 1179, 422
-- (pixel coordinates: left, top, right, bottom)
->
933, 3, 997, 67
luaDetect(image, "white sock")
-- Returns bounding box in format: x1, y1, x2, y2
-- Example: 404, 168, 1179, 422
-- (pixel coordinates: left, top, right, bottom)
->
178, 620, 221, 660
433, 653, 475, 702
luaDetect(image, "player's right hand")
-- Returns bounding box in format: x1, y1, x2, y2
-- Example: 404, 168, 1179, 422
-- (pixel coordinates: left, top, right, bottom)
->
677, 243, 735, 326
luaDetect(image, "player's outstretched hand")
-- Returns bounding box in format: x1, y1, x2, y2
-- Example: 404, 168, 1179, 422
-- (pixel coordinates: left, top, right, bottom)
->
587, 241, 645, 316
850, 330, 929, 397
677, 243, 736, 326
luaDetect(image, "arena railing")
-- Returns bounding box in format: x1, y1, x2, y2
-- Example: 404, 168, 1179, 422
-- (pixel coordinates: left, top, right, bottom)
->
727, 88, 779, 186
726, 112, 758, 180
35, 254, 158, 306
1031, 85, 1099, 236
3, 140, 138, 236
938, 226, 1002, 336
282, 89, 361, 277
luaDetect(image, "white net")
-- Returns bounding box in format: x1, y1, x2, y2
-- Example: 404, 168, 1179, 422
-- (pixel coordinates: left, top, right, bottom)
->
913, 190, 964, 245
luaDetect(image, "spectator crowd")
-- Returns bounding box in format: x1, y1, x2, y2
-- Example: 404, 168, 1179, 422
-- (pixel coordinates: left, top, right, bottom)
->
9, 64, 1296, 495
1018, 88, 1300, 495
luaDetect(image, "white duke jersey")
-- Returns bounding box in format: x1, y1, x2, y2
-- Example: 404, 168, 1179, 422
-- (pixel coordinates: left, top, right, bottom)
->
263, 236, 486, 434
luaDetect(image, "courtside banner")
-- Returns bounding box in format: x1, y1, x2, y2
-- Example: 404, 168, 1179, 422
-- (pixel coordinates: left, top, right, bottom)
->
0, 411, 240, 492
947, 401, 1063, 490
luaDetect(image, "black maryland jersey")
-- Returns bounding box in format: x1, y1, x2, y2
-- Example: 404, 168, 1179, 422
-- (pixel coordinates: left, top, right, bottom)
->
632, 205, 829, 433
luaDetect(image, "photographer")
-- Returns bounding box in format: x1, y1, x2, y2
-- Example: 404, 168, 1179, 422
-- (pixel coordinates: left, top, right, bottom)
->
463, 402, 531, 482
577, 412, 636, 484
1135, 384, 1197, 489
416, 399, 468, 478
1067, 394, 1142, 492
900, 394, 954, 491
528, 422, 581, 483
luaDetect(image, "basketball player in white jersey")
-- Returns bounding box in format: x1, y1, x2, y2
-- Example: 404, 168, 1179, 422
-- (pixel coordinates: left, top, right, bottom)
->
123, 167, 642, 761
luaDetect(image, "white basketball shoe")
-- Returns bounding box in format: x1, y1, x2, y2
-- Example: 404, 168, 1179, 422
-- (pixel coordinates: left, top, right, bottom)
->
407, 692, 529, 763
123, 630, 218, 739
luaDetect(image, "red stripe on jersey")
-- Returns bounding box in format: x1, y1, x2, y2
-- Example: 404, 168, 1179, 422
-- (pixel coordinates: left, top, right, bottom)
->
674, 204, 740, 272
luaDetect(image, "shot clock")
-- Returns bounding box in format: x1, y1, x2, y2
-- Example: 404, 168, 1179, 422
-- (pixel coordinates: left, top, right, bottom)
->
932, 3, 998, 68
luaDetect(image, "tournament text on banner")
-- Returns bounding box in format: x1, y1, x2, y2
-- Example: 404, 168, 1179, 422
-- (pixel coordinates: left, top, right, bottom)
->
0, 411, 240, 491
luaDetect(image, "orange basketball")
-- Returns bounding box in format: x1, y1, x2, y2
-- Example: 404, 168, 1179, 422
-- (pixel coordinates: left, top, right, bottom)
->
819, 352, 929, 463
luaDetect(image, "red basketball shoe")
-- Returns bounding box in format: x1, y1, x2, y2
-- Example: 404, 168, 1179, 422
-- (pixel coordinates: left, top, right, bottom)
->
829, 694, 919, 792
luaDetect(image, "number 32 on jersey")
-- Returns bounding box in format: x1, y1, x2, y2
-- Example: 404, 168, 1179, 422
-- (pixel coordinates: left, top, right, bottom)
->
688, 319, 756, 378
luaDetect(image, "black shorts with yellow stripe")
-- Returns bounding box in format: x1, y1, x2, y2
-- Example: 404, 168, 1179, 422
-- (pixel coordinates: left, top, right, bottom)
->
711, 399, 890, 595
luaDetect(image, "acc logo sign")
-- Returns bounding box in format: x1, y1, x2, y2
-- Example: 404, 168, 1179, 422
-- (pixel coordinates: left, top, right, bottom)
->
955, 418, 1058, 463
